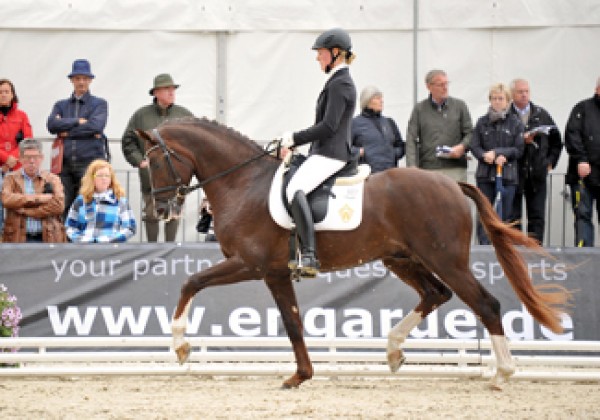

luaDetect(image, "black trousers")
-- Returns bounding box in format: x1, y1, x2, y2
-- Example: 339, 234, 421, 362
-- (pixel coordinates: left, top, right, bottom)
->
511, 177, 547, 244
60, 160, 92, 220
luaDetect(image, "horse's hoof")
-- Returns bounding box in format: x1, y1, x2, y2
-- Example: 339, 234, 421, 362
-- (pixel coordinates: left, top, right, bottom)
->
387, 350, 406, 373
280, 382, 299, 390
489, 365, 514, 391
175, 342, 191, 365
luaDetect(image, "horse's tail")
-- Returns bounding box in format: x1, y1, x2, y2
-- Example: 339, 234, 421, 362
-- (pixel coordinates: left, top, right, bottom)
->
458, 182, 571, 334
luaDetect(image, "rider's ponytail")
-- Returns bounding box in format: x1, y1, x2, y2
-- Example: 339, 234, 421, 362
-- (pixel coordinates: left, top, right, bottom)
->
344, 50, 356, 65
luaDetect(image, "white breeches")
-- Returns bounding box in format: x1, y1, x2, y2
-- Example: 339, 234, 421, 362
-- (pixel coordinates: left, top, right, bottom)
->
286, 154, 346, 203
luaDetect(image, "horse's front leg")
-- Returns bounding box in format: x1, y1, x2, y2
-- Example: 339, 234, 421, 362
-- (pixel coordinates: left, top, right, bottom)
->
265, 272, 313, 389
172, 255, 257, 364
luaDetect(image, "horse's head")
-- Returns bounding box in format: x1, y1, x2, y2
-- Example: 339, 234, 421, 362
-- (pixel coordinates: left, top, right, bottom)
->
137, 128, 195, 221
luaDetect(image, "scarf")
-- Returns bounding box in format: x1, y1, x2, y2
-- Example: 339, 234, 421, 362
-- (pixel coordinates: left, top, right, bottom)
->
488, 106, 508, 123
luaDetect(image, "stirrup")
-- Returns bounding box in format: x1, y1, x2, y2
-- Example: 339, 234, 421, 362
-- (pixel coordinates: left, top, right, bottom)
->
299, 253, 320, 277
288, 253, 320, 278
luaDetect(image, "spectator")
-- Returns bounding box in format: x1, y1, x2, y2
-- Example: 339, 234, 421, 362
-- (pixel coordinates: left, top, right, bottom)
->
406, 69, 473, 182
351, 85, 405, 173
564, 76, 600, 247
121, 73, 193, 242
196, 197, 217, 242
509, 78, 562, 244
0, 79, 33, 237
47, 59, 109, 221
65, 159, 136, 243
470, 83, 524, 244
1, 138, 65, 243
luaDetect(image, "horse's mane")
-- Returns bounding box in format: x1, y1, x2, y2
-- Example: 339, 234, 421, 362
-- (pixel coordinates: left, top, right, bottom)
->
162, 117, 264, 153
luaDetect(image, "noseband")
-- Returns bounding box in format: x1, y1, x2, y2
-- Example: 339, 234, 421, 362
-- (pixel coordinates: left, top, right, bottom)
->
145, 129, 280, 201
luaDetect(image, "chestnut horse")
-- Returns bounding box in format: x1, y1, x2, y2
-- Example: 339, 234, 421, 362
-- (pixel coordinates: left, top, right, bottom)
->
139, 118, 569, 390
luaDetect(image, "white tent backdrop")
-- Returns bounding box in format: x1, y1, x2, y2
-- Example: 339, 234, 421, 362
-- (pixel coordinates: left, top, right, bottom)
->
1, 0, 599, 241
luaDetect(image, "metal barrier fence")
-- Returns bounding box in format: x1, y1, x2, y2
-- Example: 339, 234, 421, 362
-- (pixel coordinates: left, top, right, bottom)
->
33, 138, 584, 246
1, 337, 599, 381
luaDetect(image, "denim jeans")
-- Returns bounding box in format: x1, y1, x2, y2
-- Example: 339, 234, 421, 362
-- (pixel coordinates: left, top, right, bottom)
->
569, 182, 600, 247
476, 181, 517, 245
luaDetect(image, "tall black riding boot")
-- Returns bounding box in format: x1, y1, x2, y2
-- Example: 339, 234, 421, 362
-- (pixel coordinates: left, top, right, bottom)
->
289, 190, 320, 275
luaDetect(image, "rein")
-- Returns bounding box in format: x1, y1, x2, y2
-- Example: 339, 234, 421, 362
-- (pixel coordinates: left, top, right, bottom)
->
147, 128, 280, 198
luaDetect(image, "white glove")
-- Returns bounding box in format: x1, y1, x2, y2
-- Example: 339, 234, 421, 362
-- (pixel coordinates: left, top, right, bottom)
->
278, 131, 295, 148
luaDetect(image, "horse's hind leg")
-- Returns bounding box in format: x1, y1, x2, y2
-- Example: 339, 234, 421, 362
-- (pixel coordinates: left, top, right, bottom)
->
171, 256, 258, 364
434, 264, 515, 390
382, 257, 453, 373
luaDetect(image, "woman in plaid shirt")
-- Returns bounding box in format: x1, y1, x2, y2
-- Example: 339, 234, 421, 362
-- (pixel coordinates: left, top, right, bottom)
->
65, 159, 136, 243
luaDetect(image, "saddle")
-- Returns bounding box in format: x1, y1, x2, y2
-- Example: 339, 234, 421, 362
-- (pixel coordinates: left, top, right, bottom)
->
268, 153, 370, 232
281, 154, 360, 223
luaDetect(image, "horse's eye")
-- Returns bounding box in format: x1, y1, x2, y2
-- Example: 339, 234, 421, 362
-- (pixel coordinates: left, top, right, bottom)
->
150, 161, 161, 170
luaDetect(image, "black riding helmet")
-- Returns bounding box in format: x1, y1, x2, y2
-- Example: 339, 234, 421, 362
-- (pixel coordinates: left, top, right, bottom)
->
312, 28, 352, 73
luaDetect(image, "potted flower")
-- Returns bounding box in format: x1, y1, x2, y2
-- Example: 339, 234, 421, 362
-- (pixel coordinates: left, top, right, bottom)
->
1, 283, 22, 355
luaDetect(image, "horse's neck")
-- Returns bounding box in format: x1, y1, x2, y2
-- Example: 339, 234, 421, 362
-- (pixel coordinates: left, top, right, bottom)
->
200, 155, 279, 210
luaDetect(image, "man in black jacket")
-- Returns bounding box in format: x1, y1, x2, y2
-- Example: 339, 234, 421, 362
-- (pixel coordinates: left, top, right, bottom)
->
509, 78, 562, 244
565, 77, 600, 247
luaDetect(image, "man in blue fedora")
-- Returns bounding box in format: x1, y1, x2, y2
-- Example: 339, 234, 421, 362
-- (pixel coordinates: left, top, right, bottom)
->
47, 59, 109, 221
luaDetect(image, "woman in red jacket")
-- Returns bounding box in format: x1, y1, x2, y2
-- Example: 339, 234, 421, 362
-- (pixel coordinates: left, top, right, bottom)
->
0, 78, 33, 235
0, 79, 33, 173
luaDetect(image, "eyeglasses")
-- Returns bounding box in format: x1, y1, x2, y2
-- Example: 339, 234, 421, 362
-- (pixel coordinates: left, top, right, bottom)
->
94, 173, 112, 179
21, 154, 42, 161
430, 82, 450, 88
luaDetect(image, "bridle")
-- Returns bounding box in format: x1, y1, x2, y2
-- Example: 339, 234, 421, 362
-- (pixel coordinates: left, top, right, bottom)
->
145, 128, 280, 201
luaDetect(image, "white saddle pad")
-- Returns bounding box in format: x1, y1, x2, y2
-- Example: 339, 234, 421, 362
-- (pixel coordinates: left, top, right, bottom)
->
268, 161, 370, 231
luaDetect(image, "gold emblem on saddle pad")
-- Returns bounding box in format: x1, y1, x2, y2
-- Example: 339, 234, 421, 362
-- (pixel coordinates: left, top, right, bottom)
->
339, 204, 354, 223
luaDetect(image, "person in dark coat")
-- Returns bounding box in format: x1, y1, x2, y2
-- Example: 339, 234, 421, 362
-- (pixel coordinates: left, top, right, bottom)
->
278, 28, 357, 275
351, 86, 404, 173
565, 76, 600, 247
509, 78, 562, 245
47, 59, 109, 221
470, 83, 524, 245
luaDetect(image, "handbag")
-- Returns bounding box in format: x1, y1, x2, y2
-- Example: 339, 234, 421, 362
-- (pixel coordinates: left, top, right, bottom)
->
50, 137, 64, 174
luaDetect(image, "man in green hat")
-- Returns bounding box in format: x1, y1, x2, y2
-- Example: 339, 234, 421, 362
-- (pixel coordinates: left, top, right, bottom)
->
121, 73, 193, 242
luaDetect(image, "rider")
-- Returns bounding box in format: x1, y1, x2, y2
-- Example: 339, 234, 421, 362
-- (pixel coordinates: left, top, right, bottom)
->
278, 28, 357, 275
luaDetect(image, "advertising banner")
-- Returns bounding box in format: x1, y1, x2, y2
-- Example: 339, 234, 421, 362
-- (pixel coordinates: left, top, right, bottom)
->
1, 243, 598, 341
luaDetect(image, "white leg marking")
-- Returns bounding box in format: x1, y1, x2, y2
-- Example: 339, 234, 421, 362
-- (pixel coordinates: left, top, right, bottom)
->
172, 300, 192, 351
387, 310, 423, 372
490, 334, 515, 390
